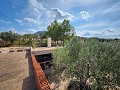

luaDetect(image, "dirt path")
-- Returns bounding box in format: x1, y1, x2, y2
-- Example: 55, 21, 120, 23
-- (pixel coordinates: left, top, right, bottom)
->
0, 51, 37, 90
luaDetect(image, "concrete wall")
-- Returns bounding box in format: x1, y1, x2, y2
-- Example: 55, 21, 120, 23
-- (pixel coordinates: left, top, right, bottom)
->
47, 38, 51, 48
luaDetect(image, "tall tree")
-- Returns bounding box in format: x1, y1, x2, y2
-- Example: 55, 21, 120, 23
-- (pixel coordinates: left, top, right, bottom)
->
61, 19, 75, 44
47, 20, 61, 45
46, 19, 75, 45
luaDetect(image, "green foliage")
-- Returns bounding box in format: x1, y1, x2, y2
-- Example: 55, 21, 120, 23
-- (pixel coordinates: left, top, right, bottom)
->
39, 32, 47, 39
0, 31, 20, 44
17, 34, 39, 47
53, 37, 120, 89
39, 39, 47, 47
53, 47, 68, 70
46, 19, 75, 45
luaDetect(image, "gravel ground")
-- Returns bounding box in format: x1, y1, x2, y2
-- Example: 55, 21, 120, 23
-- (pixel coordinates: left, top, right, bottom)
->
0, 51, 37, 90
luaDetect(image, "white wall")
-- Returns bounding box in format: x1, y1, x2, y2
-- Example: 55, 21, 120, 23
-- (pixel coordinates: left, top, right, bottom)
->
47, 37, 51, 48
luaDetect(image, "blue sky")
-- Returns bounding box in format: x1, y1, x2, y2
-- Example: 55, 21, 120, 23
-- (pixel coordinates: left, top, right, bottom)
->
0, 0, 120, 38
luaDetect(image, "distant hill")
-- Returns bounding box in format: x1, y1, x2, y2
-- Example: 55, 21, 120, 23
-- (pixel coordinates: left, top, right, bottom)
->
35, 31, 46, 34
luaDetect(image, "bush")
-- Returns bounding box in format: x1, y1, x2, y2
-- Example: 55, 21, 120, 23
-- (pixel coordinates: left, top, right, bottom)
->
39, 39, 47, 47
53, 37, 120, 89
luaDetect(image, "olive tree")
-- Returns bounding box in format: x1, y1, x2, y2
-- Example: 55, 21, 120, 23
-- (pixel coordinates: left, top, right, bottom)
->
0, 31, 20, 46
53, 37, 120, 90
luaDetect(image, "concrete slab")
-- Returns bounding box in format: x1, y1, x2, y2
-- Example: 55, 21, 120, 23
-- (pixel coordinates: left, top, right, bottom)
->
0, 51, 37, 90
31, 47, 62, 55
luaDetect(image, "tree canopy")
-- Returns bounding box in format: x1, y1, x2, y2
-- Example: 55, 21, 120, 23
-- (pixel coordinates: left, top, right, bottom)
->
46, 19, 75, 45
0, 31, 20, 44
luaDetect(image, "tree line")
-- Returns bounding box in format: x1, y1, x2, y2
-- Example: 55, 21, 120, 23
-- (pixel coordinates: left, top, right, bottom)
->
0, 19, 75, 47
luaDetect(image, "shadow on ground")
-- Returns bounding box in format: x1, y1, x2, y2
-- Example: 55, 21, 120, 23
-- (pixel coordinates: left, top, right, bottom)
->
48, 67, 68, 89
22, 51, 38, 90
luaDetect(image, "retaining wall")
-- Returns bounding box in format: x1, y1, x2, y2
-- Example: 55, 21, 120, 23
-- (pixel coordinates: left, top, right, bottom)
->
31, 54, 51, 90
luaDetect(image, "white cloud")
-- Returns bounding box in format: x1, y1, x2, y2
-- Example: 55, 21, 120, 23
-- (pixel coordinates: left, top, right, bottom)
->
25, 29, 37, 33
60, 0, 105, 6
101, 2, 120, 15
28, 0, 74, 22
51, 8, 74, 21
19, 0, 46, 26
0, 19, 12, 24
9, 27, 38, 34
90, 1, 120, 17
76, 30, 102, 37
14, 19, 23, 25
80, 11, 91, 20
6, 27, 26, 35
76, 28, 120, 38
78, 21, 107, 29
20, 0, 74, 26
28, 0, 46, 17
15, 18, 41, 26
76, 20, 120, 30
23, 18, 41, 25
29, 0, 45, 11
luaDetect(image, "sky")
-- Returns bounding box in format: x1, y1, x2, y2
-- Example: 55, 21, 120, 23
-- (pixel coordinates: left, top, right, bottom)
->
0, 0, 120, 38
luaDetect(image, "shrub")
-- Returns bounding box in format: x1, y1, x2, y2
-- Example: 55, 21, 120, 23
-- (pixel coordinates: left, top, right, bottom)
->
39, 39, 47, 47
53, 37, 120, 89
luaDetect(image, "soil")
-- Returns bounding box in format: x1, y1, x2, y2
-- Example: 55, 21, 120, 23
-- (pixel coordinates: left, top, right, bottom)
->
47, 67, 71, 90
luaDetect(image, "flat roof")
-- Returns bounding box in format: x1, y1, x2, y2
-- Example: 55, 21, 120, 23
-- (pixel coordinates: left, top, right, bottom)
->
31, 47, 62, 55
0, 51, 37, 90
31, 47, 56, 51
